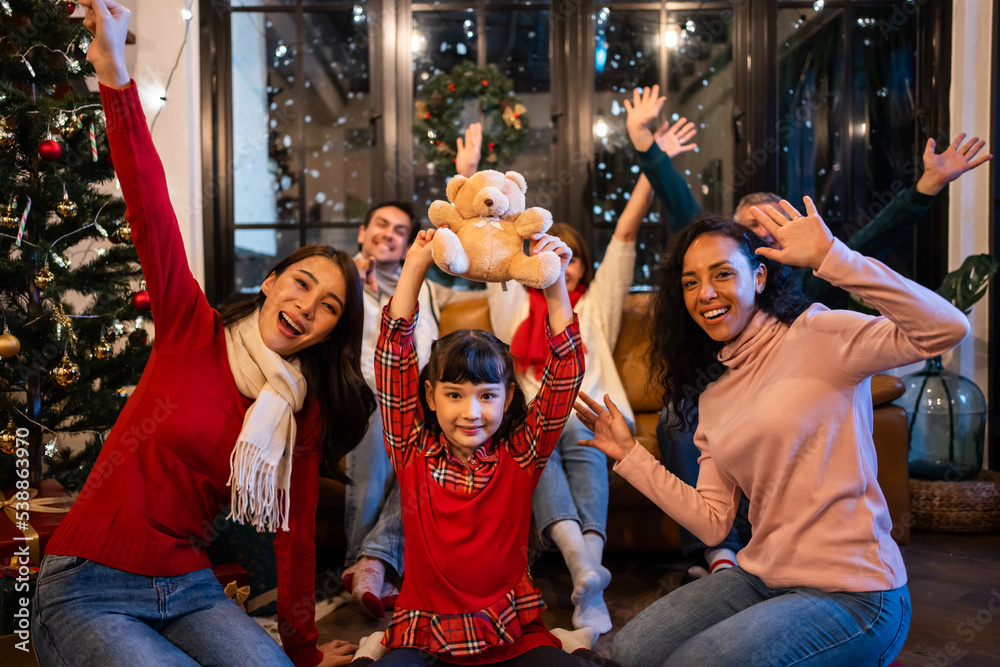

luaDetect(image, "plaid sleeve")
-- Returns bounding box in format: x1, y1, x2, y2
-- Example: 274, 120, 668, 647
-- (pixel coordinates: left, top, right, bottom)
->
509, 317, 585, 474
375, 299, 423, 473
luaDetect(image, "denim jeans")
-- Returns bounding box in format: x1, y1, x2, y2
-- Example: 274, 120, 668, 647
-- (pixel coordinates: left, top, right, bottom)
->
611, 567, 910, 667
345, 409, 404, 574
32, 554, 292, 667
656, 407, 750, 558
533, 414, 609, 549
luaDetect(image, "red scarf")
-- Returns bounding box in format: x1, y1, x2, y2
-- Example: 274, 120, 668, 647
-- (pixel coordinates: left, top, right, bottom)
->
511, 285, 586, 380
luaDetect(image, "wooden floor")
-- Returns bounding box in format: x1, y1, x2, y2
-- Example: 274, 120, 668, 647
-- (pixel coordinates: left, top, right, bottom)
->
4, 530, 998, 665
316, 530, 1000, 667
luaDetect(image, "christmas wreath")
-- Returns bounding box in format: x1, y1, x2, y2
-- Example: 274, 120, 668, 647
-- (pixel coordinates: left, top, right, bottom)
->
414, 61, 528, 173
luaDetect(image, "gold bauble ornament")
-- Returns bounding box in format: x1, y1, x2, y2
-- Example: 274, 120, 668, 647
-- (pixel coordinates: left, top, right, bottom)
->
51, 355, 80, 387
92, 336, 112, 360
1, 204, 17, 229
56, 113, 80, 140
0, 326, 19, 358
0, 419, 17, 454
114, 220, 132, 244
56, 193, 78, 219
0, 117, 14, 149
35, 266, 55, 289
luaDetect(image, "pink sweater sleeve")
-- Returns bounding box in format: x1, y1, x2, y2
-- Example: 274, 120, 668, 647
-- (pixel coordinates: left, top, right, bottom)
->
613, 440, 742, 547
100, 83, 217, 353
803, 238, 970, 379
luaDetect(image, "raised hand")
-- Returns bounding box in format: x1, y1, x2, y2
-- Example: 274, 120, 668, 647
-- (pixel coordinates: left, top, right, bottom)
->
916, 133, 993, 196
624, 85, 666, 152
78, 0, 131, 88
354, 255, 378, 293
405, 228, 436, 269
530, 232, 573, 273
575, 392, 636, 462
654, 117, 698, 159
455, 122, 483, 178
750, 197, 834, 271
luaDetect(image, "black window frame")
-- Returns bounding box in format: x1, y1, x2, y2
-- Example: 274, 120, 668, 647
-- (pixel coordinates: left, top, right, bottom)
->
200, 0, 953, 304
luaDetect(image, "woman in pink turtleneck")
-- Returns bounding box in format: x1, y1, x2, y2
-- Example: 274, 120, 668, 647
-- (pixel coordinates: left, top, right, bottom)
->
575, 198, 969, 666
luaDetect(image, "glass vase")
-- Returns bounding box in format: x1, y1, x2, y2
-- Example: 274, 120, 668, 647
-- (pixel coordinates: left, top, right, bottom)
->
898, 356, 986, 481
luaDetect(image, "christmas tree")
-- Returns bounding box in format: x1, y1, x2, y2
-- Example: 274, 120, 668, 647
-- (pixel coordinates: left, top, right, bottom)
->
0, 0, 149, 491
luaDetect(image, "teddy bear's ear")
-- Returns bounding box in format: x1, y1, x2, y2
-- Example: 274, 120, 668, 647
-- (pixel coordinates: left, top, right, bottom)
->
446, 175, 468, 203
504, 171, 527, 194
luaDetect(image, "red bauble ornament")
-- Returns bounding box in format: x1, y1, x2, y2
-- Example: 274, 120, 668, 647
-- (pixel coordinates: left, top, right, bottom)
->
39, 139, 62, 161
132, 290, 151, 311
67, 2, 76, 14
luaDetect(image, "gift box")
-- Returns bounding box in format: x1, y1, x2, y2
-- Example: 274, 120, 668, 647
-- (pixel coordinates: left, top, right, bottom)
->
207, 515, 278, 616
0, 479, 74, 568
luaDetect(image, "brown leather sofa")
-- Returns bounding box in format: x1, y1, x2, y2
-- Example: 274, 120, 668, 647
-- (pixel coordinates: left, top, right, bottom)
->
316, 293, 911, 554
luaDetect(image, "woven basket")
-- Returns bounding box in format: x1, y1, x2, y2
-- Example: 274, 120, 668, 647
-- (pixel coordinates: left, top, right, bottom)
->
909, 469, 1000, 532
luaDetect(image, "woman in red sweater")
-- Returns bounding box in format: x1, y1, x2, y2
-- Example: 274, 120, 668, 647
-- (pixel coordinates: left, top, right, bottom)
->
33, 2, 375, 666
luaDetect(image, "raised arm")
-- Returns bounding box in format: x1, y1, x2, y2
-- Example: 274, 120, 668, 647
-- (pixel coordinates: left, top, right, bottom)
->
625, 86, 701, 232
455, 122, 482, 178
377, 230, 437, 472
752, 198, 970, 378
81, 0, 215, 352
575, 391, 740, 545
528, 232, 575, 336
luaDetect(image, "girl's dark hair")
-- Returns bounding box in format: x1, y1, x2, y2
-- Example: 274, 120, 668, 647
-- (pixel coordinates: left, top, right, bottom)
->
648, 213, 811, 429
221, 244, 376, 482
417, 329, 528, 443
549, 222, 594, 287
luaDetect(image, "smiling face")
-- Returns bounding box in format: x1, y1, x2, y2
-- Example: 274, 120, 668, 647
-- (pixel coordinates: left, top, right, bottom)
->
565, 256, 585, 292
258, 255, 348, 356
681, 234, 766, 344
425, 380, 514, 457
734, 204, 778, 248
358, 205, 414, 270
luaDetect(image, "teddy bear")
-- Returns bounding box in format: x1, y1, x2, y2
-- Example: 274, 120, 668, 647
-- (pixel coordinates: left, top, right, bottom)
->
428, 169, 562, 289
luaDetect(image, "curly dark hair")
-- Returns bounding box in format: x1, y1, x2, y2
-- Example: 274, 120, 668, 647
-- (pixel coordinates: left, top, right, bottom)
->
418, 328, 528, 444
648, 213, 811, 429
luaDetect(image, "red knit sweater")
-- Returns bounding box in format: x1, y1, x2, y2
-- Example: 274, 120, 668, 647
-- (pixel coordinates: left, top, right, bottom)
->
45, 83, 325, 667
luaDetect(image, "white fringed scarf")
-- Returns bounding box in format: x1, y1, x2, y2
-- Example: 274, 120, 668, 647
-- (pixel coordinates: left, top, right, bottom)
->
224, 310, 307, 532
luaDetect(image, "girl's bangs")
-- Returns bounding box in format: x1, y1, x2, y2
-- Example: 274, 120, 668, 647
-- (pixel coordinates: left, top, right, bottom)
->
436, 338, 509, 386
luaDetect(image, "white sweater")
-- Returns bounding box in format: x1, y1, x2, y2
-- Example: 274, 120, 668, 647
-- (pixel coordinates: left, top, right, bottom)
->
487, 237, 636, 428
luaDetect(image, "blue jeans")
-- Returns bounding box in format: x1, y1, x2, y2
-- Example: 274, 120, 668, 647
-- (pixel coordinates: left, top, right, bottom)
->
612, 567, 910, 667
344, 409, 404, 574
656, 407, 749, 558
533, 415, 609, 548
32, 554, 292, 667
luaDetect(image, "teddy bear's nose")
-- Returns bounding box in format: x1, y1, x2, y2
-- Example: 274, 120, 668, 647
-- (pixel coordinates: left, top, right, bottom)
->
484, 198, 494, 208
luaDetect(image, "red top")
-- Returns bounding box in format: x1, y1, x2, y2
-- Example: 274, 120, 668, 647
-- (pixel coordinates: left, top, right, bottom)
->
375, 304, 585, 663
45, 83, 325, 667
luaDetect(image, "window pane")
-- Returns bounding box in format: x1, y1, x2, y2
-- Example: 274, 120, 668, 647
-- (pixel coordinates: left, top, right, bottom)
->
231, 12, 301, 225
302, 11, 373, 224
593, 8, 660, 224
412, 10, 480, 215
777, 9, 846, 224
233, 228, 301, 294
305, 227, 362, 252
665, 9, 734, 216
486, 9, 553, 209
593, 8, 660, 285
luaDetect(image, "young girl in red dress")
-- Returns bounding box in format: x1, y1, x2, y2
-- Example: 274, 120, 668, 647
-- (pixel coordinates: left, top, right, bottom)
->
355, 229, 611, 666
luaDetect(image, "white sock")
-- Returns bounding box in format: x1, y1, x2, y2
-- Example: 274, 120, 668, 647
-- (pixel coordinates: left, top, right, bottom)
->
548, 521, 612, 633
705, 547, 737, 574
355, 632, 388, 661
551, 626, 599, 653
